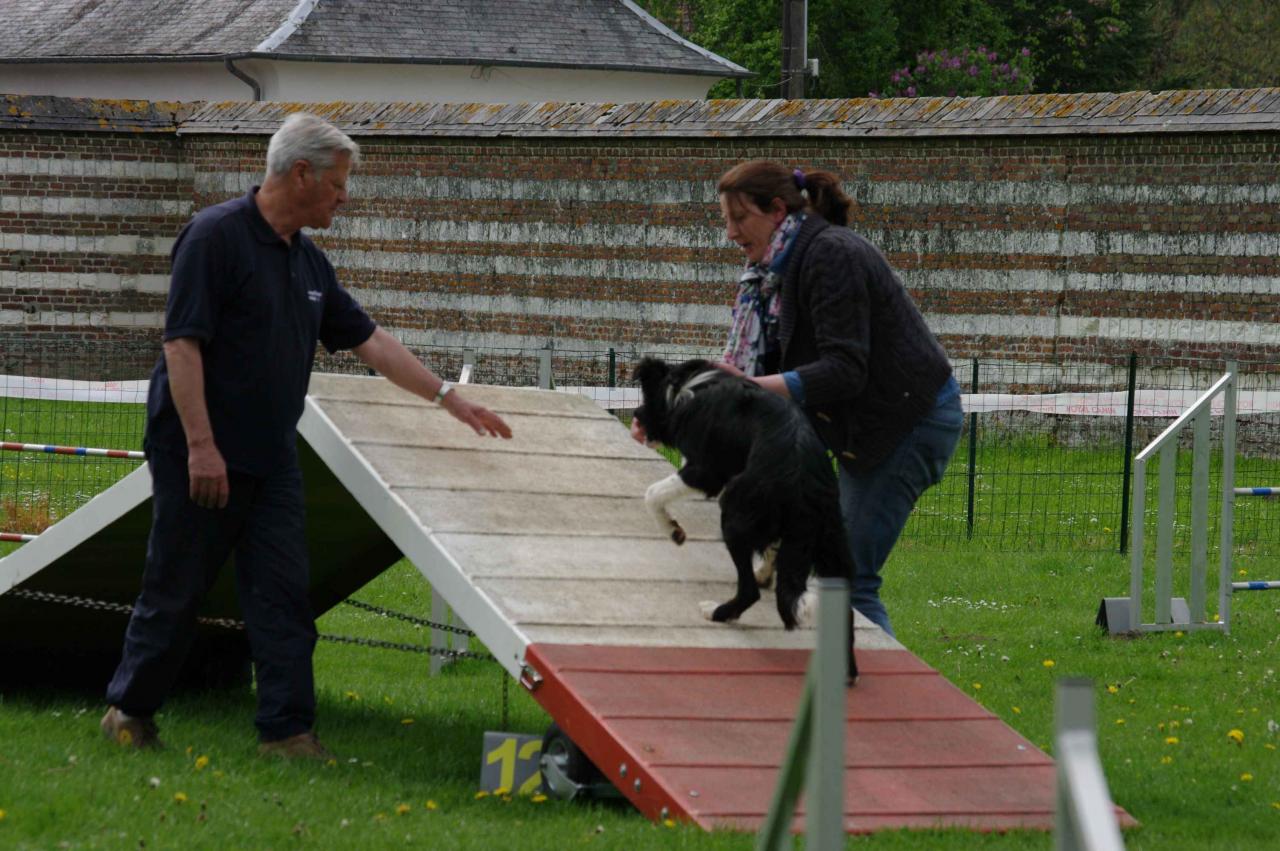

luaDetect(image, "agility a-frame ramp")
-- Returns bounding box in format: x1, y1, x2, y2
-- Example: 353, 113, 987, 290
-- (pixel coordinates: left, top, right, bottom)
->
1, 372, 1134, 834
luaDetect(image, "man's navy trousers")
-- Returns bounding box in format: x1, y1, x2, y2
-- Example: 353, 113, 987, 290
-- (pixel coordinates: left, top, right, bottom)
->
105, 449, 316, 741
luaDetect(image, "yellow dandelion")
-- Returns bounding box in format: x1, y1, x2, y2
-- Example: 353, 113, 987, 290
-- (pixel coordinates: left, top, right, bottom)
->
1265, 744, 1276, 751
1107, 684, 1119, 694
1228, 729, 1245, 744
663, 819, 676, 828
1165, 736, 1179, 745
1238, 569, 1248, 577
1160, 756, 1173, 764
396, 803, 411, 816
326, 759, 337, 768
1174, 631, 1184, 638
344, 690, 360, 702
1012, 706, 1022, 714
400, 718, 415, 726
1271, 802, 1280, 810
1104, 527, 1112, 533
501, 795, 512, 803
474, 791, 490, 800
0, 809, 6, 821
173, 792, 188, 804
1241, 773, 1254, 782
1042, 659, 1055, 668
424, 800, 438, 811
194, 755, 209, 771
1158, 722, 1166, 730
972, 682, 982, 690
531, 794, 547, 804
1116, 719, 1126, 725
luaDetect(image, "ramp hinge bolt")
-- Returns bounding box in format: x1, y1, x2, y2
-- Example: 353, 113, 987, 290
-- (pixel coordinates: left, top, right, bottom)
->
518, 663, 543, 691
660, 807, 669, 820
618, 762, 627, 777
634, 778, 642, 792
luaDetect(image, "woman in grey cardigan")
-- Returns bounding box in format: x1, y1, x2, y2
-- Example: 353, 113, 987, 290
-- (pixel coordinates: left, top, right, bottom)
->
714, 160, 963, 637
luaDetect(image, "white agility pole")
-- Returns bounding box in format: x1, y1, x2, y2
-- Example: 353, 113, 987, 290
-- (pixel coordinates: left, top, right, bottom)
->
1, 441, 144, 460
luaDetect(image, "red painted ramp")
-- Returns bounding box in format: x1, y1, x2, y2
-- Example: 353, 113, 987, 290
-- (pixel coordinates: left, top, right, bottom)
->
526, 644, 1135, 834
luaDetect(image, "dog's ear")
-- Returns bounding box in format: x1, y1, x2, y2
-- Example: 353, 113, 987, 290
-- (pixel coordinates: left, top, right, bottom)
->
632, 357, 669, 385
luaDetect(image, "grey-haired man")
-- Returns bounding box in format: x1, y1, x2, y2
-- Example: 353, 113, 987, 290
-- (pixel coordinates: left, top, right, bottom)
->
102, 114, 511, 758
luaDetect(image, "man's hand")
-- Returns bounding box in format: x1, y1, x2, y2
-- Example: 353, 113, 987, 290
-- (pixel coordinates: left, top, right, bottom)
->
187, 441, 229, 509
442, 391, 512, 439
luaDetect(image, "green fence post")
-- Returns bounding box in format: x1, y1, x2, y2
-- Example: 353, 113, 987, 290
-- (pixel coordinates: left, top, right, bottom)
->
1119, 353, 1137, 554
966, 358, 978, 540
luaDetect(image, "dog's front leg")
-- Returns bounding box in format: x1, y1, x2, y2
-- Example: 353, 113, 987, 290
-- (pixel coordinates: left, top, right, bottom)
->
645, 472, 698, 545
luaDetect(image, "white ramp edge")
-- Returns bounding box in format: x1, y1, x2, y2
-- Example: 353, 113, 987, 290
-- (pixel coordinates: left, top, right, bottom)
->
0, 465, 152, 593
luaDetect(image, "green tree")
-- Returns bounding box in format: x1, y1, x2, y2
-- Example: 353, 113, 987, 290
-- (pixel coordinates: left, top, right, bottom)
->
1147, 0, 1280, 89
993, 0, 1154, 92
636, 0, 1161, 97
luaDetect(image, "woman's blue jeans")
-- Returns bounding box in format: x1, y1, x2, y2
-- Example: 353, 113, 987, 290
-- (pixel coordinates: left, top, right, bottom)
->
839, 392, 964, 637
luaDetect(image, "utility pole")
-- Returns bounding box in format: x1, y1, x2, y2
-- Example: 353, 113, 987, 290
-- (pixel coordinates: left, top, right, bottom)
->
781, 0, 807, 99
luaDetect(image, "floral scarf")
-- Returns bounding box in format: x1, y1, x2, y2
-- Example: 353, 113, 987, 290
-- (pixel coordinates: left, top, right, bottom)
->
722, 213, 805, 376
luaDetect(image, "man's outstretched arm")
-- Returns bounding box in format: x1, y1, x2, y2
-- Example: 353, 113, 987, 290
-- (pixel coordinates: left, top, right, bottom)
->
352, 328, 512, 439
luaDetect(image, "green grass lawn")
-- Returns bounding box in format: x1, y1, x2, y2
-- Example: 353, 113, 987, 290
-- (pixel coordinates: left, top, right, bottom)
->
3, 401, 1280, 847
2, 541, 1278, 849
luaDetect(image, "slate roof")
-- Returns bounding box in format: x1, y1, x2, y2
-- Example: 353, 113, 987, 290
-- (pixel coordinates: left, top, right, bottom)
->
0, 0, 747, 77
173, 89, 1280, 138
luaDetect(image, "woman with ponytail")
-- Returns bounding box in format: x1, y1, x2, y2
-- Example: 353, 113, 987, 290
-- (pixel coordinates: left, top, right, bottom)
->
712, 160, 963, 637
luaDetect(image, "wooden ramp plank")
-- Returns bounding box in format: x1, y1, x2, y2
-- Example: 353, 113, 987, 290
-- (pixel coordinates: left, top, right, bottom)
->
526, 643, 1136, 834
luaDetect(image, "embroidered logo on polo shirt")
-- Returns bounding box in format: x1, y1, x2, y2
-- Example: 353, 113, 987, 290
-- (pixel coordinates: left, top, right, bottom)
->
307, 290, 323, 303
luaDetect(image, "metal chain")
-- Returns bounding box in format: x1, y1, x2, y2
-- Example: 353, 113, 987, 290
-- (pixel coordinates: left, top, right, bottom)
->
501, 666, 510, 730
7, 588, 493, 662
319, 631, 493, 662
341, 597, 476, 638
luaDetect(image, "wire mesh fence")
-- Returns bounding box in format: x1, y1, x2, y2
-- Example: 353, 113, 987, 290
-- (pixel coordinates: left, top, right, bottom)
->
2, 338, 1279, 562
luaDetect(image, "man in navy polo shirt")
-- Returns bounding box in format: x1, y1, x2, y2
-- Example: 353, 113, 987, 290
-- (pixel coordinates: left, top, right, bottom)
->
101, 113, 512, 759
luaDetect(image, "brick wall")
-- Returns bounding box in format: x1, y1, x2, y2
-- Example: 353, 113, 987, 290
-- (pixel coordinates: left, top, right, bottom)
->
3, 93, 1278, 384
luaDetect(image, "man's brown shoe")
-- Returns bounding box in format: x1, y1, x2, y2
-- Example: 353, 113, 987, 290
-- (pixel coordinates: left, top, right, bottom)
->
258, 731, 334, 761
100, 706, 163, 750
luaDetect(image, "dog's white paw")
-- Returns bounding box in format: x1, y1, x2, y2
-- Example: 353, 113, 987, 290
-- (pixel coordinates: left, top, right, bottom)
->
699, 600, 737, 622
753, 542, 779, 588
793, 588, 818, 628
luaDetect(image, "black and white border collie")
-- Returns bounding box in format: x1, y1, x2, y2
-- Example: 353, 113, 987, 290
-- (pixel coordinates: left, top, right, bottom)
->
632, 357, 857, 681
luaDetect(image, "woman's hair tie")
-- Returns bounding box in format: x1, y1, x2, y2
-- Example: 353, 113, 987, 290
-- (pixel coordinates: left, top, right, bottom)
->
793, 168, 807, 190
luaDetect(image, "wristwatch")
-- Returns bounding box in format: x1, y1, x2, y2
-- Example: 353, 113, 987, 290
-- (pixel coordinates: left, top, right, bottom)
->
434, 381, 453, 403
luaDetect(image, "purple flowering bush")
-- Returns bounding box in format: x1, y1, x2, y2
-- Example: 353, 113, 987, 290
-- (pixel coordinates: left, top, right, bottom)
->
870, 45, 1036, 99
